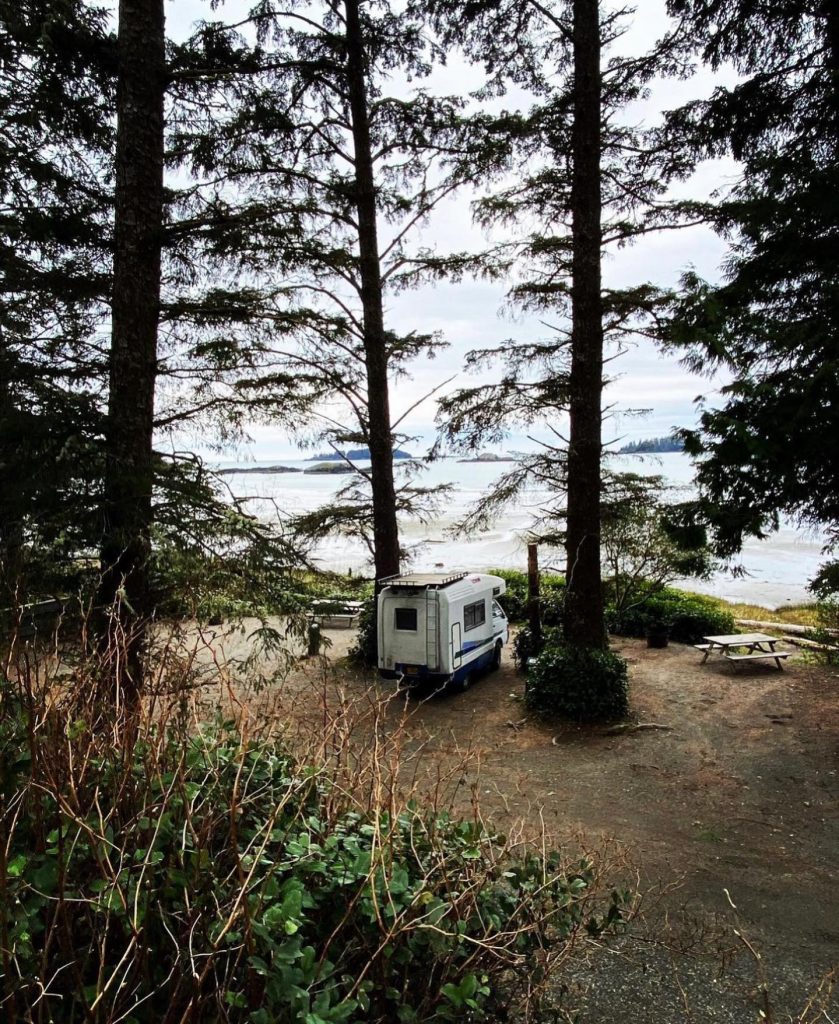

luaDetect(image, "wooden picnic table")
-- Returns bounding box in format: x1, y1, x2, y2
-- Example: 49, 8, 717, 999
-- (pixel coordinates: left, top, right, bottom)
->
697, 632, 790, 670
308, 599, 364, 629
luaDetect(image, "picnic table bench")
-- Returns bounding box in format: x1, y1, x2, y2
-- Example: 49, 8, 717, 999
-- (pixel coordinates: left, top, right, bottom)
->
695, 632, 790, 671
308, 599, 364, 629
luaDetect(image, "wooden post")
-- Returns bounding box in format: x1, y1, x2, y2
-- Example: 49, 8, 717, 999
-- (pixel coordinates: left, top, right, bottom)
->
527, 542, 542, 655
307, 620, 321, 657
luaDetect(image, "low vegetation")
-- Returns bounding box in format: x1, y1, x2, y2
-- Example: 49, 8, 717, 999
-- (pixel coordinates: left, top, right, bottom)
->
512, 624, 564, 670
490, 569, 567, 626
687, 595, 822, 628
348, 595, 378, 667
492, 571, 736, 646
0, 640, 628, 1023
525, 645, 630, 722
606, 589, 736, 645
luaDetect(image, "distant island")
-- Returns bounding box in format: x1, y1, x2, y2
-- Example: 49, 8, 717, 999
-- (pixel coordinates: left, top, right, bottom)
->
303, 462, 357, 474
311, 447, 414, 461
217, 448, 416, 475
619, 435, 684, 454
457, 451, 518, 463
218, 464, 301, 476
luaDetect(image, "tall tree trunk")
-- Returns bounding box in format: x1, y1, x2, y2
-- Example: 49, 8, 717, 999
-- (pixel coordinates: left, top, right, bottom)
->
97, 0, 165, 695
343, 0, 401, 583
564, 0, 605, 648
825, 0, 839, 139
0, 354, 23, 604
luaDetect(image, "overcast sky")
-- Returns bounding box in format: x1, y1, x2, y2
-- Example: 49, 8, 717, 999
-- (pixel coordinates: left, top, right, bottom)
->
159, 0, 740, 460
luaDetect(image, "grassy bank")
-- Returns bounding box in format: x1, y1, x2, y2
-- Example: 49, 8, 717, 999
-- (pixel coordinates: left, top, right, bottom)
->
685, 594, 822, 627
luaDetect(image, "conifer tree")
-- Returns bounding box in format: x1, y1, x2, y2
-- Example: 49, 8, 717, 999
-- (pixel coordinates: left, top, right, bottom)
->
96, 0, 166, 690
429, 0, 694, 647
663, 0, 839, 582
168, 0, 485, 582
1, 2, 321, 648
565, 0, 606, 647
0, 0, 114, 602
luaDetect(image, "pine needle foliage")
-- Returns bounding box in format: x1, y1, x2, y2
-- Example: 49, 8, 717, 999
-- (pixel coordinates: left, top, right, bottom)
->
662, 0, 839, 578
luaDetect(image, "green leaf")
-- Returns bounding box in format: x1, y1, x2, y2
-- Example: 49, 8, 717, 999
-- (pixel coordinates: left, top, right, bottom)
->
6, 854, 27, 877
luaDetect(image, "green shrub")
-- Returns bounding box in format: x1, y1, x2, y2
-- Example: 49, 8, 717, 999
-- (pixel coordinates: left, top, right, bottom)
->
348, 593, 377, 666
664, 599, 735, 644
512, 624, 563, 670
489, 569, 566, 624
490, 569, 529, 621
526, 644, 629, 722
539, 580, 567, 626
0, 690, 627, 1022
807, 569, 839, 664
604, 602, 651, 637
606, 588, 735, 644
804, 600, 839, 665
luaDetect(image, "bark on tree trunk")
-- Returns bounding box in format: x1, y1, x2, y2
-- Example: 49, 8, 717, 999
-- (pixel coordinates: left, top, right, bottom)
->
825, 0, 839, 140
564, 0, 606, 649
0, 360, 23, 603
97, 0, 165, 696
343, 0, 401, 585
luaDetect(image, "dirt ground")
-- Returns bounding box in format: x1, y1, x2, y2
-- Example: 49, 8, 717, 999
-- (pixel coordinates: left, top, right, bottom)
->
202, 625, 839, 1021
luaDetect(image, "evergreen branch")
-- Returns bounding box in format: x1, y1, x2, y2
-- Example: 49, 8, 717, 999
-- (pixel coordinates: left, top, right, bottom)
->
391, 376, 457, 431
292, 284, 365, 337
379, 179, 463, 269
324, 440, 374, 484
169, 58, 342, 84
601, 216, 707, 244
525, 0, 573, 44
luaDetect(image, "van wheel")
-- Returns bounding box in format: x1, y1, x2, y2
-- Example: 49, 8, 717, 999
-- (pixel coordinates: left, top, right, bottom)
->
455, 672, 472, 693
492, 642, 503, 671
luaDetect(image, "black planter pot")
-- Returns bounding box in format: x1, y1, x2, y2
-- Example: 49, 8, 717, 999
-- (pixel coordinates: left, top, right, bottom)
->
646, 627, 670, 649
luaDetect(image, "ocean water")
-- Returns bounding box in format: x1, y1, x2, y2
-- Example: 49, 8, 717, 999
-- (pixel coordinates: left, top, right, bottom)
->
214, 452, 825, 608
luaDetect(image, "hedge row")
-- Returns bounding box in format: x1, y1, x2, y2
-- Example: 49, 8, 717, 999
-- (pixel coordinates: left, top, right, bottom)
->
491, 571, 735, 645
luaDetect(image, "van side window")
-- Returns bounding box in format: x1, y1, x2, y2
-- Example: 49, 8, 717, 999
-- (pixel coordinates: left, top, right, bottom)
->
463, 599, 486, 632
394, 608, 417, 631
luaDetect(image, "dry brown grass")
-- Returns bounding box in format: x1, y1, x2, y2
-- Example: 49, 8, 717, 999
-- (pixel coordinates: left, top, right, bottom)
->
0, 614, 634, 1023
683, 594, 823, 627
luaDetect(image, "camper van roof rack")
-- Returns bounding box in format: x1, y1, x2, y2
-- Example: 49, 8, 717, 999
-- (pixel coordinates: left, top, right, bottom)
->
379, 571, 468, 589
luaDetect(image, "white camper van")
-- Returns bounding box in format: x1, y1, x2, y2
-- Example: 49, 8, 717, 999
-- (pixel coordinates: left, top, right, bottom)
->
377, 572, 509, 690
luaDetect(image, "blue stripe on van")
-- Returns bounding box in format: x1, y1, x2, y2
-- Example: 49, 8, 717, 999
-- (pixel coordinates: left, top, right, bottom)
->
455, 631, 505, 659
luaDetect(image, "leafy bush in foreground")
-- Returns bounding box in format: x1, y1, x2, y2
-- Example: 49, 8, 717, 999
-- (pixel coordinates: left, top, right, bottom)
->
526, 644, 629, 722
606, 588, 735, 644
348, 593, 377, 666
807, 569, 839, 664
1, 687, 625, 1022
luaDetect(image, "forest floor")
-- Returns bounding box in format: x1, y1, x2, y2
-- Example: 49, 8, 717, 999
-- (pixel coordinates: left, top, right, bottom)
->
198, 625, 839, 1023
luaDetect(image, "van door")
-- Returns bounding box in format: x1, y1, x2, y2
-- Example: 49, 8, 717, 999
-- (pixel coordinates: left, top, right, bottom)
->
451, 622, 462, 670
